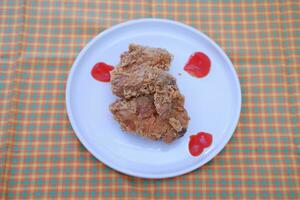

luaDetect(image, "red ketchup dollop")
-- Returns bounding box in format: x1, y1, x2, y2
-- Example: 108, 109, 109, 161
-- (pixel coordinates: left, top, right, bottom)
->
91, 62, 114, 82
184, 52, 211, 78
189, 132, 213, 156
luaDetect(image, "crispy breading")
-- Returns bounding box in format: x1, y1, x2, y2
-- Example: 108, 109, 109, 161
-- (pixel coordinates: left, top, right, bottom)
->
110, 44, 189, 143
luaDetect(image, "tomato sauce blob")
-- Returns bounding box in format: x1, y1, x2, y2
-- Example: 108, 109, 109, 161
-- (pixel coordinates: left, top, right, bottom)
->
184, 52, 211, 78
189, 132, 213, 156
91, 62, 114, 82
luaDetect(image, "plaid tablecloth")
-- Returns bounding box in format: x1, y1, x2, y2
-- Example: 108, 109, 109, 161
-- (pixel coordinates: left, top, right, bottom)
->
1, 0, 299, 199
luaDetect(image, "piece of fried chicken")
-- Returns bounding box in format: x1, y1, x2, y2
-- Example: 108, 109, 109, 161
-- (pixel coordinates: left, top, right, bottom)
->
110, 44, 189, 143
117, 44, 172, 71
110, 96, 189, 143
111, 67, 176, 99
111, 44, 174, 99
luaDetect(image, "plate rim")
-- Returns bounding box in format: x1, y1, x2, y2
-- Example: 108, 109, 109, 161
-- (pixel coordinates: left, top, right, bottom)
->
66, 18, 242, 179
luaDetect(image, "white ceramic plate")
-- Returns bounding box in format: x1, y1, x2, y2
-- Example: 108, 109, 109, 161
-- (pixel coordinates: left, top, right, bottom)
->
66, 19, 241, 179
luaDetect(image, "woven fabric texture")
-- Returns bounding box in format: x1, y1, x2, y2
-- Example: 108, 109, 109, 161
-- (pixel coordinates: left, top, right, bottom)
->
0, 0, 299, 199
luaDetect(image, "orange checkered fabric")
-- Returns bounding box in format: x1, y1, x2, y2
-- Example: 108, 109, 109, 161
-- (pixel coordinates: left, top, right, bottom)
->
0, 0, 299, 199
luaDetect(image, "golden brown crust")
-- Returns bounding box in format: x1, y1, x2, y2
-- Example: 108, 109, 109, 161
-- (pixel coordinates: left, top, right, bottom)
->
111, 67, 176, 99
118, 44, 172, 71
110, 44, 189, 143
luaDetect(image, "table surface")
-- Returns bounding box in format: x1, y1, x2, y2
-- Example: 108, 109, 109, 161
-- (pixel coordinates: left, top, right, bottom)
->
0, 0, 299, 199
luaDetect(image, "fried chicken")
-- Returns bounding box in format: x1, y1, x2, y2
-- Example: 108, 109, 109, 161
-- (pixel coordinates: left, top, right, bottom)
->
110, 96, 189, 143
111, 67, 176, 99
110, 44, 189, 143
111, 44, 174, 99
118, 44, 172, 71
